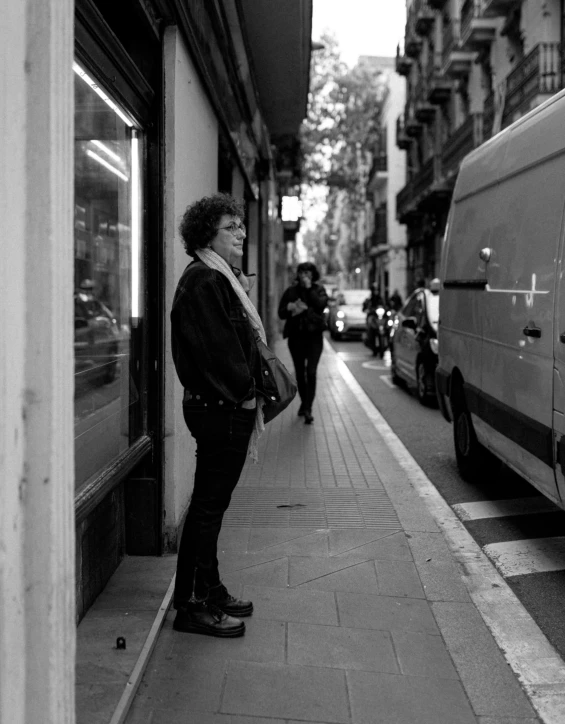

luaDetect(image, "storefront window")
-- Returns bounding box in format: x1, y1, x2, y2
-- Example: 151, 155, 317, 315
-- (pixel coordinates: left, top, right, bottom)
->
73, 61, 144, 491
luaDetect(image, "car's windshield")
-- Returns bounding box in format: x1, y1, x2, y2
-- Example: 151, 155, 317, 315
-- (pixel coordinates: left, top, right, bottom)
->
427, 293, 439, 329
339, 290, 368, 307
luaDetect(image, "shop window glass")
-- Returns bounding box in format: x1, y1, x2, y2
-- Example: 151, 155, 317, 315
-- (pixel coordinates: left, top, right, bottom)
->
73, 61, 144, 491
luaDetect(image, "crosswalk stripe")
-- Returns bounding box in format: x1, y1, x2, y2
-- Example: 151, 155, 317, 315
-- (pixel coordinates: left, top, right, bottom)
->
483, 537, 565, 576
453, 497, 559, 521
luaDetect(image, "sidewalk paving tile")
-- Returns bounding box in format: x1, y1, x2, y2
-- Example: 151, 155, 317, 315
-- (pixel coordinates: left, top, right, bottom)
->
375, 559, 426, 599
242, 585, 339, 625
347, 670, 478, 724
391, 630, 460, 679
221, 661, 350, 722
288, 621, 398, 673
336, 591, 440, 634
291, 558, 379, 593
133, 658, 226, 713
163, 615, 285, 664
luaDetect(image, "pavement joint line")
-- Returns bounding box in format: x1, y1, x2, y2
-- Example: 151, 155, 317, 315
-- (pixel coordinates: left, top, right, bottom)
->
108, 573, 175, 724
327, 338, 565, 724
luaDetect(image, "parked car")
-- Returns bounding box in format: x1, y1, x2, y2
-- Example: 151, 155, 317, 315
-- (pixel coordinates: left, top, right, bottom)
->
328, 289, 368, 340
74, 292, 121, 386
436, 87, 565, 509
390, 281, 439, 405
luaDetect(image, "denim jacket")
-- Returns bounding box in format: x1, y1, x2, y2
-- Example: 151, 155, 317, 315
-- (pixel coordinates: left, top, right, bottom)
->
171, 260, 277, 408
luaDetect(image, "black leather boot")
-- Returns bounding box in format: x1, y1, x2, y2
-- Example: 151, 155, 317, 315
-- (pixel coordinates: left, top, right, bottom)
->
173, 601, 245, 637
207, 583, 254, 617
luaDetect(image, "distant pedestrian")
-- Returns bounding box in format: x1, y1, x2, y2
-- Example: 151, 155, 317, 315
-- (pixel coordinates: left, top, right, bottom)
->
278, 262, 328, 424
170, 193, 278, 638
389, 289, 403, 311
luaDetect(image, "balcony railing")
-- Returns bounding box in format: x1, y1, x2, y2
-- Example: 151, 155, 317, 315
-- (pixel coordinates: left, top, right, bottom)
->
396, 44, 413, 76
442, 16, 457, 68
483, 91, 494, 138
442, 114, 482, 176
460, 0, 478, 40
396, 115, 412, 150
396, 178, 416, 219
461, 0, 498, 50
503, 42, 562, 125
482, 0, 520, 17
414, 0, 435, 37
413, 157, 435, 199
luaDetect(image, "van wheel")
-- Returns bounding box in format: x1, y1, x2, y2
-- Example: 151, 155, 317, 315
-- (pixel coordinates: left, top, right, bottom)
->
416, 361, 434, 406
452, 395, 490, 481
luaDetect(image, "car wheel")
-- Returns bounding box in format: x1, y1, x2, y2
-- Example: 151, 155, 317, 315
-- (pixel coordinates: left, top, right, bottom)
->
451, 385, 491, 481
416, 360, 435, 406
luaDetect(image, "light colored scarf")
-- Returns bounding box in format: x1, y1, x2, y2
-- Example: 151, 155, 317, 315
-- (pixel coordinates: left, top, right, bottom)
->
195, 247, 266, 462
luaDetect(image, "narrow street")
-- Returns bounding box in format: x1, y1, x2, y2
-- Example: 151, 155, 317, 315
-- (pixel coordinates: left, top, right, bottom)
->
328, 334, 565, 663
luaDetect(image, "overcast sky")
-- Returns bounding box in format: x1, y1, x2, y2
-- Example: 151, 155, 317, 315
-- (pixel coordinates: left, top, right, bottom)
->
312, 0, 407, 67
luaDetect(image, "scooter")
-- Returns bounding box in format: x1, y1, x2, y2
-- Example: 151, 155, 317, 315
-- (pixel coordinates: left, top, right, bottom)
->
364, 305, 393, 358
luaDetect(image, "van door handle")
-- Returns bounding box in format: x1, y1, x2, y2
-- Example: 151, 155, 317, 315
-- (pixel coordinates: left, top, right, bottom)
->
523, 326, 541, 338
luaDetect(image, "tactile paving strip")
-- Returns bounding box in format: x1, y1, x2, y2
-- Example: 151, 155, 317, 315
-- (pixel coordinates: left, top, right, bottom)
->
224, 487, 401, 529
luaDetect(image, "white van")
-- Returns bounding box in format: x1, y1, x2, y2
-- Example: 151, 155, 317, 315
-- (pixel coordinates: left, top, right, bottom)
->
436, 87, 565, 509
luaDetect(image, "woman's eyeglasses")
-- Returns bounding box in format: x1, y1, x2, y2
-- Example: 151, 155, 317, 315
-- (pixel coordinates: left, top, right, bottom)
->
217, 222, 246, 236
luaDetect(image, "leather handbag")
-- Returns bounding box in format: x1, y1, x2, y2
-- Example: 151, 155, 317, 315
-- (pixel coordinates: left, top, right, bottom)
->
256, 338, 297, 423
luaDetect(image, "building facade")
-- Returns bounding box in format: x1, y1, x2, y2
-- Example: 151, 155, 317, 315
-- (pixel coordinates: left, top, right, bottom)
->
395, 0, 564, 291
365, 56, 408, 303
0, 1, 312, 721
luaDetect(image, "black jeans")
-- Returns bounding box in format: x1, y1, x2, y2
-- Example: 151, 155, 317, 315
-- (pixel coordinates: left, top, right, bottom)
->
174, 405, 255, 605
287, 334, 323, 411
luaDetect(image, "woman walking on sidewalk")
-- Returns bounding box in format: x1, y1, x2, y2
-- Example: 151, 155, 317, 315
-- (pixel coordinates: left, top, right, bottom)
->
170, 193, 277, 638
278, 262, 328, 424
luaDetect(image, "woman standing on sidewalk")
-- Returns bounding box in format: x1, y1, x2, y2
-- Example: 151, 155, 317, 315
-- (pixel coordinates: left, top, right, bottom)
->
278, 262, 328, 424
170, 193, 277, 638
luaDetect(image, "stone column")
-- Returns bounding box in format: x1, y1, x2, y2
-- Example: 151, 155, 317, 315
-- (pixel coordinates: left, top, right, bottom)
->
0, 1, 75, 722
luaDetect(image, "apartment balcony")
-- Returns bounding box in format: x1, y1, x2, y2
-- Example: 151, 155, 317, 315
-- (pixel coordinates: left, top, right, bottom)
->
460, 0, 498, 51
414, 0, 435, 37
397, 156, 441, 223
405, 115, 424, 137
415, 100, 436, 124
367, 153, 388, 193
427, 74, 452, 104
502, 42, 563, 127
442, 113, 483, 179
396, 46, 413, 76
396, 115, 412, 150
482, 0, 521, 17
442, 17, 474, 78
405, 35, 424, 59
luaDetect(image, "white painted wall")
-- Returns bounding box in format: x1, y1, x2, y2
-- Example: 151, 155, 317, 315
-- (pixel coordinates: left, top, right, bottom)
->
163, 27, 219, 548
1, 0, 75, 721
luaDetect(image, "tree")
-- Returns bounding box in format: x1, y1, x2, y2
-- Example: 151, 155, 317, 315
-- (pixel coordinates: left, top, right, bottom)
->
300, 32, 388, 274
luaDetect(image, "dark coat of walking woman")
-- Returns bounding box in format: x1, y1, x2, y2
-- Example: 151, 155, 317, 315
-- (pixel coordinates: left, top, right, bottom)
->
170, 193, 277, 638
278, 262, 328, 424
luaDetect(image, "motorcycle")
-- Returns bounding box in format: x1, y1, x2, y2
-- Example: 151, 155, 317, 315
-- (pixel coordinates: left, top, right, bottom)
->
363, 304, 393, 358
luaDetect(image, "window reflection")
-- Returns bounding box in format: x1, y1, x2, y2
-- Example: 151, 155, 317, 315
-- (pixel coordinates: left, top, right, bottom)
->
74, 61, 143, 491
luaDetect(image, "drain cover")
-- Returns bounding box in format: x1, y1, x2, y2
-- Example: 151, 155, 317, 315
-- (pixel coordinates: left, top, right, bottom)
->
224, 487, 401, 529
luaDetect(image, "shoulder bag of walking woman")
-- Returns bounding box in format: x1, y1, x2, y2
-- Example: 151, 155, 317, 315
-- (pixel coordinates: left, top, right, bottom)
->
256, 338, 298, 423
